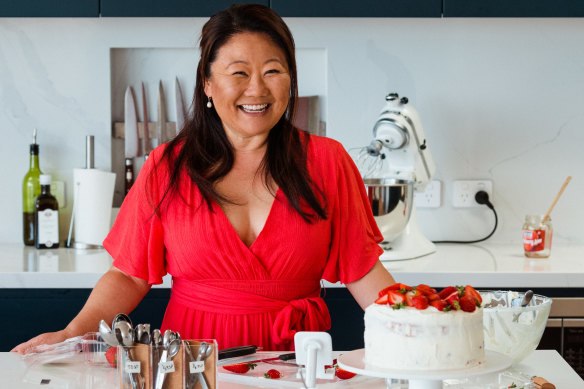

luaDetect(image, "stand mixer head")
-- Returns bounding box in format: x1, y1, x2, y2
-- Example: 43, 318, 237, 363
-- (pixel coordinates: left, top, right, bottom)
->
358, 93, 436, 260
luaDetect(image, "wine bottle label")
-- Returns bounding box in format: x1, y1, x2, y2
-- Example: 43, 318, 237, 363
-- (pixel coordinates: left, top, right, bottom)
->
38, 209, 59, 248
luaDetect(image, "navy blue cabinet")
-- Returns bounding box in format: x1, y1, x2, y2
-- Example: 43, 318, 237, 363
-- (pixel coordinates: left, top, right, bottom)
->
0, 0, 98, 17
444, 0, 584, 17
100, 0, 268, 17
271, 0, 442, 17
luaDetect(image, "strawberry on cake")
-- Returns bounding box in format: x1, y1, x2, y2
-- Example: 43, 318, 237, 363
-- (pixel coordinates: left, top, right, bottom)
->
364, 283, 485, 371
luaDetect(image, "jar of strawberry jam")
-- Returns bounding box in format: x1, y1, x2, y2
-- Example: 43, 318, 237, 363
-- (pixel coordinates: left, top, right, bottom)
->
522, 214, 553, 258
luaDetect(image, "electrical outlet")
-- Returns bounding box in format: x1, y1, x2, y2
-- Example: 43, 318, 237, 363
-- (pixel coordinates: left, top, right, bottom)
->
414, 180, 442, 208
452, 180, 493, 208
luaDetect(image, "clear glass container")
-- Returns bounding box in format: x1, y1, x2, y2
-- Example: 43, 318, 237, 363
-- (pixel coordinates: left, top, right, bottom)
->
522, 214, 553, 258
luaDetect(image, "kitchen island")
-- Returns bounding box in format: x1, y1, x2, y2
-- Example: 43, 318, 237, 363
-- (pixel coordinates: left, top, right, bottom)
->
2, 350, 582, 388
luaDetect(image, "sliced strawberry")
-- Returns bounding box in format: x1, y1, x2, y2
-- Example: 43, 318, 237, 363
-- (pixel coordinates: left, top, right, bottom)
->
464, 285, 482, 304
374, 293, 389, 305
222, 362, 257, 374
444, 290, 460, 310
411, 295, 429, 310
264, 369, 282, 379
427, 293, 441, 302
415, 284, 437, 296
335, 367, 357, 380
105, 346, 117, 368
438, 286, 458, 299
378, 283, 412, 297
459, 295, 477, 312
429, 299, 448, 311
387, 290, 406, 305
404, 289, 421, 307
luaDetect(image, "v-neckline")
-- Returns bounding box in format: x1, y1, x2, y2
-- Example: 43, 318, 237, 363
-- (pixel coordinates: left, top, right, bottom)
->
215, 188, 281, 251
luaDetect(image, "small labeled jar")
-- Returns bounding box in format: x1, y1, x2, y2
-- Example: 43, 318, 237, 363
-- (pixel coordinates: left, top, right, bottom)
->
522, 215, 553, 258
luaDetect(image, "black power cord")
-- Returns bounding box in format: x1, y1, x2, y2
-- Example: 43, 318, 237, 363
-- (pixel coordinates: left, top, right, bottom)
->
432, 190, 498, 244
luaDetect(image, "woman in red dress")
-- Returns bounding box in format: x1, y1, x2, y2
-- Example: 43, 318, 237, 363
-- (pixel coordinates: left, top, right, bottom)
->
13, 4, 395, 353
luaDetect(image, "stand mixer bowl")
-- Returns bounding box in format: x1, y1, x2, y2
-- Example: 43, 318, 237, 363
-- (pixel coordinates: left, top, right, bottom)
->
364, 178, 413, 243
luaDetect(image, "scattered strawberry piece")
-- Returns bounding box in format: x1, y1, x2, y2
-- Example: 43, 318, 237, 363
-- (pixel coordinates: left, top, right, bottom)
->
222, 362, 257, 374
264, 369, 282, 379
429, 299, 448, 311
335, 367, 357, 380
459, 295, 477, 312
378, 283, 412, 297
438, 286, 458, 299
415, 284, 437, 296
411, 295, 429, 310
105, 346, 117, 368
464, 285, 482, 304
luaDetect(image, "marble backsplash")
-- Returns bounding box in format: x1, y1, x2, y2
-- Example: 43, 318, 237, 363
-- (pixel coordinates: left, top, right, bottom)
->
1, 16, 583, 245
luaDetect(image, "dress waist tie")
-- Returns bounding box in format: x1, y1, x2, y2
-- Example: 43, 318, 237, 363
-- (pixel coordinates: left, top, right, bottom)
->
170, 278, 331, 347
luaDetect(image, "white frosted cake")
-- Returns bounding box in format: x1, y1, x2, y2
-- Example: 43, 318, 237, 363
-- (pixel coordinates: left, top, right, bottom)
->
363, 284, 485, 371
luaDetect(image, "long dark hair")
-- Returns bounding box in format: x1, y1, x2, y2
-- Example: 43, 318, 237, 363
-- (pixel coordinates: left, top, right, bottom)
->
155, 4, 327, 222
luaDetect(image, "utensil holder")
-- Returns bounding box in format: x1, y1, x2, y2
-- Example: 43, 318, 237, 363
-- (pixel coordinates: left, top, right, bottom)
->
183, 340, 218, 389
152, 342, 184, 389
118, 343, 151, 389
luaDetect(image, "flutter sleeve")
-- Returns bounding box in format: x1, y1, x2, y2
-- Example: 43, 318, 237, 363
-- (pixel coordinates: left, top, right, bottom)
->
319, 140, 384, 285
103, 146, 168, 285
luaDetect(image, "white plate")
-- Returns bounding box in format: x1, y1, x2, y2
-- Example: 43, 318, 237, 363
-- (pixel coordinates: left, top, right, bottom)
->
338, 349, 512, 381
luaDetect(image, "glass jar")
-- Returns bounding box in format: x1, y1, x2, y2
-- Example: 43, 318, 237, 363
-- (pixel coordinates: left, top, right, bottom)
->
522, 214, 553, 258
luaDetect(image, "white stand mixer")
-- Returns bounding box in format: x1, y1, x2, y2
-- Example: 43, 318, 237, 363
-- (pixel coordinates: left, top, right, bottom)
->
359, 93, 436, 261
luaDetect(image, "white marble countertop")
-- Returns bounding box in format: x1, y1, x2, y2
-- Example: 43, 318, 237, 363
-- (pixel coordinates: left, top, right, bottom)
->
1, 350, 581, 388
1, 242, 583, 289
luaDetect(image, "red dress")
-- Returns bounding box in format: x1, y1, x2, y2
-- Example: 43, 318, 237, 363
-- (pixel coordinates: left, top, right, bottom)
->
103, 132, 383, 350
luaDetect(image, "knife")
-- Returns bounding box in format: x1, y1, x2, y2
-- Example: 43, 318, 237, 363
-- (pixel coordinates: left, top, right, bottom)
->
175, 77, 186, 135
124, 86, 140, 195
157, 80, 167, 146
141, 82, 150, 160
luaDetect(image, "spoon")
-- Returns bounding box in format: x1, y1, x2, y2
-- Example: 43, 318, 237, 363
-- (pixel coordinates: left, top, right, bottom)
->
98, 320, 119, 347
513, 290, 534, 322
112, 313, 133, 329
188, 342, 212, 389
115, 321, 144, 389
154, 336, 181, 389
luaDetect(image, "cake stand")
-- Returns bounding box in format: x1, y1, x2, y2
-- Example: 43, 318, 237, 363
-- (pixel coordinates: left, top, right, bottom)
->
338, 349, 512, 389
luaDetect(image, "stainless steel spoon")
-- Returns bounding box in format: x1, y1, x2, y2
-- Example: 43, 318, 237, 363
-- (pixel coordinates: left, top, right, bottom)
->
513, 290, 534, 322
98, 320, 119, 347
154, 337, 181, 389
115, 321, 144, 389
112, 313, 133, 329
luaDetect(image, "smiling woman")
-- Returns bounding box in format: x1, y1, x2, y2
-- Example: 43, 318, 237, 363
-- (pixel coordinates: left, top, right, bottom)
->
12, 4, 395, 354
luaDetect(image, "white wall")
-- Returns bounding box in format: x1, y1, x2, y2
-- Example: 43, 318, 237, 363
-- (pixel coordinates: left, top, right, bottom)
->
1, 17, 583, 245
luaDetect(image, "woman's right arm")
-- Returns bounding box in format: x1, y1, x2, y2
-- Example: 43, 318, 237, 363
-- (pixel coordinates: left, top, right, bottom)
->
11, 266, 151, 354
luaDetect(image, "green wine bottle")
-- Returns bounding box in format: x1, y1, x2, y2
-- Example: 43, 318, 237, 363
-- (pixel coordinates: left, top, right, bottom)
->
22, 128, 42, 246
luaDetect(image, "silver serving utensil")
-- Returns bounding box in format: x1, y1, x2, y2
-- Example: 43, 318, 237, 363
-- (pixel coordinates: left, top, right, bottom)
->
188, 342, 212, 389
155, 337, 181, 389
115, 321, 144, 389
112, 313, 133, 329
98, 320, 119, 347
513, 290, 534, 322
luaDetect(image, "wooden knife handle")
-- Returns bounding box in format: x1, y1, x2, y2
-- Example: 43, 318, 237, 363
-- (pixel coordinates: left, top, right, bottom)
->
533, 376, 556, 389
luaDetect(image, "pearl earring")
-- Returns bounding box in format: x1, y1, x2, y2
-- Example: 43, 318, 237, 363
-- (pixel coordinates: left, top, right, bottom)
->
206, 97, 213, 108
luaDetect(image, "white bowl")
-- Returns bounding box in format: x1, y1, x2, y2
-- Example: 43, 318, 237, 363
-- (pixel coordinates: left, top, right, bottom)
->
480, 290, 552, 364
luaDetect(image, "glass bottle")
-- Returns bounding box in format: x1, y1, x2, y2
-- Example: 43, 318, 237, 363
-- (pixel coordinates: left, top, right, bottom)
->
35, 174, 59, 249
522, 214, 553, 258
22, 129, 42, 246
